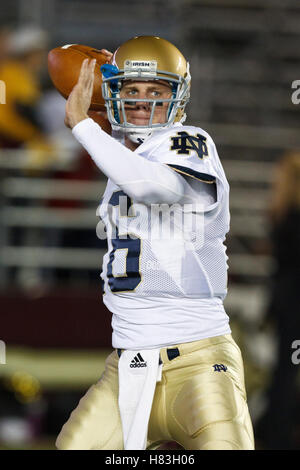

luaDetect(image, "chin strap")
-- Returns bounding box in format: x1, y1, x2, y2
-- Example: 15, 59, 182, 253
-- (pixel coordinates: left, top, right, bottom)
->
112, 125, 155, 144
127, 129, 153, 144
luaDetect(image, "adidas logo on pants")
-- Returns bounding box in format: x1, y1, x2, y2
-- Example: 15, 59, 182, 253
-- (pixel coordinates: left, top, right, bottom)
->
130, 353, 147, 368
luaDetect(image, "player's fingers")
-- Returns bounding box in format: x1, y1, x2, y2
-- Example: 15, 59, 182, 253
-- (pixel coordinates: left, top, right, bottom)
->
87, 59, 96, 92
82, 58, 95, 85
88, 58, 96, 74
78, 58, 89, 85
100, 48, 113, 60
77, 58, 94, 92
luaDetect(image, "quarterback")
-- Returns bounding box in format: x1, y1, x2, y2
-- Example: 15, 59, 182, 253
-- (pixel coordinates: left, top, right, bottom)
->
56, 36, 254, 450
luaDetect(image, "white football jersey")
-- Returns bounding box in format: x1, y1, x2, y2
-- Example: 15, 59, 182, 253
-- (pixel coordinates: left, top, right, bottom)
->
97, 123, 231, 349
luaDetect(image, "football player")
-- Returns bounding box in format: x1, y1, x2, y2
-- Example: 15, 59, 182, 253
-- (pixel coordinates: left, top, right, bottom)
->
56, 36, 254, 450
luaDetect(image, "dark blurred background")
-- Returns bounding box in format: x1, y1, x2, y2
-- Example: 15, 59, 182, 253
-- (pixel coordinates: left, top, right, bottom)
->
0, 0, 299, 450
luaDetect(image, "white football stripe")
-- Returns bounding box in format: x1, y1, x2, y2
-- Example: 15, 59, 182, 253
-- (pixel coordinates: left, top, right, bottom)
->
61, 44, 77, 49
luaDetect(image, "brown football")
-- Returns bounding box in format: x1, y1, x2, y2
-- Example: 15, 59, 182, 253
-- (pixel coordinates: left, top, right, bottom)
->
48, 44, 109, 111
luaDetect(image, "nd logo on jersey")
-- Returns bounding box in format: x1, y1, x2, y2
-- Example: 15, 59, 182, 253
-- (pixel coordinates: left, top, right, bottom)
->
170, 131, 209, 160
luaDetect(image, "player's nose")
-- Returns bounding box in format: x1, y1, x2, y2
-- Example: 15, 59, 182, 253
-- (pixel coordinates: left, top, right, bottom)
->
136, 101, 150, 109
135, 95, 151, 110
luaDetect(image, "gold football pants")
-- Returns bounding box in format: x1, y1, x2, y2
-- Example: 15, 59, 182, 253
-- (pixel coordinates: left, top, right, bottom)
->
56, 334, 254, 450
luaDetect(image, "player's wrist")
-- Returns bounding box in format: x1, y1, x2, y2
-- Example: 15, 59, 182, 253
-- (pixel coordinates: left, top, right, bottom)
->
65, 112, 89, 129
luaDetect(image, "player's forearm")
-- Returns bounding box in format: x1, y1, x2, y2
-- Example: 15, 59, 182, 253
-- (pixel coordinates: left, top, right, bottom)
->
72, 118, 185, 204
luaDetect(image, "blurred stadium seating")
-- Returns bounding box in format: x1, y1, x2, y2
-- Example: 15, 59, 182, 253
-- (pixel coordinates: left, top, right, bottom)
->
0, 0, 299, 450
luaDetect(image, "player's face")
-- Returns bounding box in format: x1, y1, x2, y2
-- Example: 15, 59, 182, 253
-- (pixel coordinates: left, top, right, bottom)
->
119, 81, 172, 126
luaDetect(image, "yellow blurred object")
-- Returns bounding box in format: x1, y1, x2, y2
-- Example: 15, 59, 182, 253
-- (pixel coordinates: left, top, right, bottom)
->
7, 371, 42, 404
24, 136, 58, 169
0, 60, 42, 144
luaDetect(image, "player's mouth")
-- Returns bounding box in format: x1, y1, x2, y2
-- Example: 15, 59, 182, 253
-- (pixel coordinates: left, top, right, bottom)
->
125, 111, 152, 125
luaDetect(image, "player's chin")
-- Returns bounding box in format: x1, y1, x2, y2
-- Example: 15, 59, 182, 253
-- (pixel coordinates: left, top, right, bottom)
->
127, 118, 151, 126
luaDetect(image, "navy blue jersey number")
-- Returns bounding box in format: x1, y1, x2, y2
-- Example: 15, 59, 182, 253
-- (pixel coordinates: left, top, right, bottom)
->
107, 191, 141, 292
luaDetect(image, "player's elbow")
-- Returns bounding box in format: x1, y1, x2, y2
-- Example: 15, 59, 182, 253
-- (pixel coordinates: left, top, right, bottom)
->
134, 179, 185, 205
117, 168, 185, 205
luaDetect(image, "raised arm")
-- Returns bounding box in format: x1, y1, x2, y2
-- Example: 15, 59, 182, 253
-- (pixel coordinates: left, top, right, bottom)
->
65, 59, 185, 205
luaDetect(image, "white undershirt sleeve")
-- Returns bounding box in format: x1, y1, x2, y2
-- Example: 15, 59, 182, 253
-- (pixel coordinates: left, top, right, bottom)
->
72, 118, 185, 205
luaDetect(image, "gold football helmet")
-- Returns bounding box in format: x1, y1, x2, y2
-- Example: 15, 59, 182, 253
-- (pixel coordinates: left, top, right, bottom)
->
101, 36, 191, 143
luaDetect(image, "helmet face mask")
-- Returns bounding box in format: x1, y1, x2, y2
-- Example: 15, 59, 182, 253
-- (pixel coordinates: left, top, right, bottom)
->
101, 36, 191, 143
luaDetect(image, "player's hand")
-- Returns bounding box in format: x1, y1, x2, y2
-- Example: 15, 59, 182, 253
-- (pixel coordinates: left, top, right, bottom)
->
99, 48, 113, 63
65, 58, 96, 129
